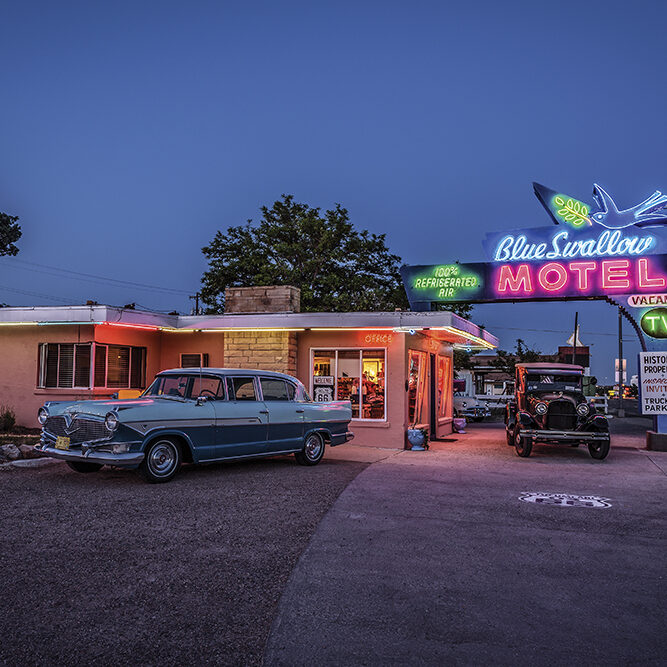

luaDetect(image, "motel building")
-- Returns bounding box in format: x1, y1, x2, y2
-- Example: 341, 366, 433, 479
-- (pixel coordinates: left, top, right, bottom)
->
0, 286, 497, 448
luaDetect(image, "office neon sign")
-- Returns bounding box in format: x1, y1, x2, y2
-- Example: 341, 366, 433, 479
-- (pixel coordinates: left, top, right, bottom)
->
401, 181, 667, 310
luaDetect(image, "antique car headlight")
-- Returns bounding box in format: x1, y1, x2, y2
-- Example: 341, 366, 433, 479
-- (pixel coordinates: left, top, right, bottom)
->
577, 402, 590, 417
37, 407, 49, 425
535, 402, 548, 415
105, 412, 119, 432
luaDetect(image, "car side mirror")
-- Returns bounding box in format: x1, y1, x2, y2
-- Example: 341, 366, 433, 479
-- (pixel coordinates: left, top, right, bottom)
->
195, 396, 208, 406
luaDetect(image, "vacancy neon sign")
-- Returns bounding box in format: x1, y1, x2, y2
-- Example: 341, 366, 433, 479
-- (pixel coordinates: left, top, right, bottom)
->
493, 257, 666, 298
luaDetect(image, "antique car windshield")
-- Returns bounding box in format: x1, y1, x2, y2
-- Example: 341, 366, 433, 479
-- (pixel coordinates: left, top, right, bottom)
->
525, 373, 582, 393
142, 374, 224, 400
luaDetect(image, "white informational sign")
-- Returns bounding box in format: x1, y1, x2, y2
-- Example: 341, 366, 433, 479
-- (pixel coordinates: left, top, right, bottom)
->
639, 352, 667, 415
627, 293, 667, 308
313, 376, 334, 402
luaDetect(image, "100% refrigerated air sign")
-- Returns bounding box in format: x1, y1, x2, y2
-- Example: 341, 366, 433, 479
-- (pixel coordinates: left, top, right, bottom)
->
639, 352, 667, 414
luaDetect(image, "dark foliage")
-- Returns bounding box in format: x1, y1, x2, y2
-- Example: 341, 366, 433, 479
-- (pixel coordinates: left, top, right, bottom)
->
0, 212, 21, 256
201, 195, 408, 313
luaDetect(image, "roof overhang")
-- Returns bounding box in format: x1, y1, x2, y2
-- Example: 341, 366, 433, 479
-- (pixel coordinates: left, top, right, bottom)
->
0, 306, 498, 350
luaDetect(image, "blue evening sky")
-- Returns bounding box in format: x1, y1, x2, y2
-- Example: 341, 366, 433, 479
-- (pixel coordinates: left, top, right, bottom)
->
1, 0, 666, 383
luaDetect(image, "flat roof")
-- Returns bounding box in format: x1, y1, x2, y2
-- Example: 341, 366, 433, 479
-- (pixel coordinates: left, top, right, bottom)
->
0, 304, 498, 349
517, 363, 583, 371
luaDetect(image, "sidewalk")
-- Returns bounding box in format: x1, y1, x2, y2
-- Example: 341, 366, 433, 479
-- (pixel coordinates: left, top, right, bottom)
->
265, 424, 666, 666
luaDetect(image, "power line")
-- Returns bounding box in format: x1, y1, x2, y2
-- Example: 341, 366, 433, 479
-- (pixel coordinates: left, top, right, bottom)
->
481, 323, 642, 339
0, 284, 77, 304
1, 258, 192, 295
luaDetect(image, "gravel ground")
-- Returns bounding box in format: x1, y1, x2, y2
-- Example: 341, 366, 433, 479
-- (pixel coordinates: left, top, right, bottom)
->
0, 455, 367, 667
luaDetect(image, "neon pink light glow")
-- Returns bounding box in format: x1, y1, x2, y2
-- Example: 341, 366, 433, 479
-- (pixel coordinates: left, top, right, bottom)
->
497, 264, 533, 293
638, 258, 666, 288
97, 322, 161, 331
537, 262, 567, 291
601, 260, 630, 290
493, 257, 667, 298
568, 261, 597, 290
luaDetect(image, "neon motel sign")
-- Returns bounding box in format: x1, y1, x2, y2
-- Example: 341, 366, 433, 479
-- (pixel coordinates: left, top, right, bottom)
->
400, 182, 667, 309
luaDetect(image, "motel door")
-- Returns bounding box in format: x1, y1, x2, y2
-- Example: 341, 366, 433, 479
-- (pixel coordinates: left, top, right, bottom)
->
407, 350, 452, 437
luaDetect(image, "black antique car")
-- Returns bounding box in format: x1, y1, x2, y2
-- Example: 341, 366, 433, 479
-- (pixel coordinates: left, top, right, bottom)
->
505, 363, 610, 459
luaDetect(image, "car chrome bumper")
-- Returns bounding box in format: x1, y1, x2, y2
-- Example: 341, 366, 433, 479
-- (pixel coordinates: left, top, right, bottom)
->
461, 410, 490, 418
35, 443, 144, 467
331, 431, 355, 447
522, 430, 609, 442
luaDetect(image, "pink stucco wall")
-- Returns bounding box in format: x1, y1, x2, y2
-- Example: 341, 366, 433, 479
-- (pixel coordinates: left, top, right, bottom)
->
159, 332, 225, 371
3, 325, 453, 447
294, 329, 453, 448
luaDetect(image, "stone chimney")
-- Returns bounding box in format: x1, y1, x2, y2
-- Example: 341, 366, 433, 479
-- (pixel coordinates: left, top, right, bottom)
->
222, 286, 300, 375
224, 285, 301, 314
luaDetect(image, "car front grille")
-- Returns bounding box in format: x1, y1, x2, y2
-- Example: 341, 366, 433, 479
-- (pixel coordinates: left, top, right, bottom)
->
546, 400, 577, 431
43, 416, 109, 443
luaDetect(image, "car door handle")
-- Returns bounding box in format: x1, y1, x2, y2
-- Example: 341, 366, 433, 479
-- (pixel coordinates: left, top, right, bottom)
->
259, 409, 269, 414
296, 409, 305, 413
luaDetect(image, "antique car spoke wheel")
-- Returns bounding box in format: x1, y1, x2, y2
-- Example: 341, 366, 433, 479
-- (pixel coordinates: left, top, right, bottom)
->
588, 437, 610, 460
506, 425, 514, 446
295, 433, 325, 466
514, 426, 532, 458
139, 438, 181, 483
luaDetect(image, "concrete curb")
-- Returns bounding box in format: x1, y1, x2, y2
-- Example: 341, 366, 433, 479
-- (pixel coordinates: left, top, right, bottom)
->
0, 457, 61, 469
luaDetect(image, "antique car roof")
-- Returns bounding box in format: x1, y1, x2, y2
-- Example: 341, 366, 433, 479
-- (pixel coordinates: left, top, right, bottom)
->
516, 362, 583, 373
157, 368, 297, 380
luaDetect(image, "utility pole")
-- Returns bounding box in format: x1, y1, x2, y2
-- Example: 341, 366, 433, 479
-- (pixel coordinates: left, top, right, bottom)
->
618, 307, 625, 418
571, 311, 578, 365
189, 292, 201, 315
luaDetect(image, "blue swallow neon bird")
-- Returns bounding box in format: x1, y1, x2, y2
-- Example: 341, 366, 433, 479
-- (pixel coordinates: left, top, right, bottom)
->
590, 184, 667, 229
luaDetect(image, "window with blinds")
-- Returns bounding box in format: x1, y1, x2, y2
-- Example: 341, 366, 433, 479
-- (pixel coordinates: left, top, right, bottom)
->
39, 343, 92, 388
181, 353, 209, 368
39, 343, 146, 389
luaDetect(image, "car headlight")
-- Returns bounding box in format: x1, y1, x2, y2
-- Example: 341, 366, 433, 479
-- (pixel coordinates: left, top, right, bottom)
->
535, 402, 548, 415
37, 407, 49, 425
105, 412, 119, 432
577, 403, 590, 417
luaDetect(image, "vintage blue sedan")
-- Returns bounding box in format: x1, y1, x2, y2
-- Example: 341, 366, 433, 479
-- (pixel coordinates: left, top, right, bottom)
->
35, 369, 354, 483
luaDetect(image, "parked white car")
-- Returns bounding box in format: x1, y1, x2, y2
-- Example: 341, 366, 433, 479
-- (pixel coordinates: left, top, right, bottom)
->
453, 392, 491, 421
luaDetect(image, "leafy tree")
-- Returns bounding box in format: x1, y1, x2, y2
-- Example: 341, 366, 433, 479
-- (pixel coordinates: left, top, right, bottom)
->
0, 212, 21, 256
491, 338, 548, 378
201, 195, 408, 313
453, 348, 475, 376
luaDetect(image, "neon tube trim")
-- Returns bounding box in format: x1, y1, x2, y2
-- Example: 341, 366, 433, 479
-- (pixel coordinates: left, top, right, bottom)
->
492, 229, 654, 262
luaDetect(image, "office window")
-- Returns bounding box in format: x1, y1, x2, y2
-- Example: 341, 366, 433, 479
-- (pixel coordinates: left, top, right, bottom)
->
311, 349, 386, 420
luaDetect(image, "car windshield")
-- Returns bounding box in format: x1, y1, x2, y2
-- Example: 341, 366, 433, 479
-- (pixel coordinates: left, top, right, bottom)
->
142, 374, 224, 400
525, 373, 582, 393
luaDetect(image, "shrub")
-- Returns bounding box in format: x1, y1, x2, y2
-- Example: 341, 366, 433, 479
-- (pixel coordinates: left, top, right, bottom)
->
0, 405, 16, 433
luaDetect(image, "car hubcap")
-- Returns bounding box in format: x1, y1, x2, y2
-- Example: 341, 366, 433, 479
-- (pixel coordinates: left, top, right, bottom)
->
149, 442, 176, 476
305, 435, 322, 460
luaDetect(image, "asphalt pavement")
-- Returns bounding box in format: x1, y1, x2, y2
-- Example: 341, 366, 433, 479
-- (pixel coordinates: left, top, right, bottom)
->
265, 422, 667, 666
0, 455, 367, 666
2, 421, 664, 667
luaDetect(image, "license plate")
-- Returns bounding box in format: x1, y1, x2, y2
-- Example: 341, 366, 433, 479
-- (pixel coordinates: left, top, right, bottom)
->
55, 436, 70, 451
